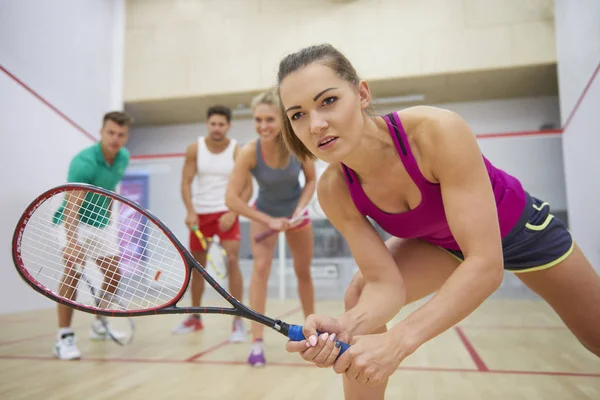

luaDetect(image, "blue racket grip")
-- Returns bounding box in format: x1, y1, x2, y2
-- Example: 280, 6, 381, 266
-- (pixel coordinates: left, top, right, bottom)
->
287, 324, 350, 357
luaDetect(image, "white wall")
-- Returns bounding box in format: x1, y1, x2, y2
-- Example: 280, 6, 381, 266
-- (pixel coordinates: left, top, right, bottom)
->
555, 0, 600, 271
125, 96, 565, 248
0, 0, 125, 314
123, 0, 556, 101
554, 0, 600, 125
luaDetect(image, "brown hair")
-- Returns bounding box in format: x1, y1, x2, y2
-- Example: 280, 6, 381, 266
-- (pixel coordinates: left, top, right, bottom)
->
207, 105, 232, 123
277, 44, 362, 161
251, 89, 290, 168
103, 111, 133, 127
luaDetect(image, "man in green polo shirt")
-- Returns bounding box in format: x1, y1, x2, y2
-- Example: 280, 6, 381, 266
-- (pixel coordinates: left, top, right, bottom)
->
53, 111, 131, 361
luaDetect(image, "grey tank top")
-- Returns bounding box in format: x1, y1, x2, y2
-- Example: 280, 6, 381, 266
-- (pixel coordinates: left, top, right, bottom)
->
250, 139, 302, 218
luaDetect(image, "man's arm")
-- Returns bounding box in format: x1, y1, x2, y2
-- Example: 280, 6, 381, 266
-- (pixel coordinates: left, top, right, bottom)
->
181, 142, 198, 216
63, 191, 85, 245
63, 155, 95, 244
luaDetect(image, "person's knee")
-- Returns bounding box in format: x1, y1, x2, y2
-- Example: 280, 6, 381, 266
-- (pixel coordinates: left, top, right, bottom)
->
227, 252, 239, 268
344, 273, 365, 311
293, 262, 312, 282
252, 259, 272, 280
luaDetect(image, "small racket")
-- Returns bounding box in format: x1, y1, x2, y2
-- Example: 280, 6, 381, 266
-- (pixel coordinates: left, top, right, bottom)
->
191, 226, 228, 279
254, 206, 310, 243
79, 269, 135, 346
12, 183, 350, 355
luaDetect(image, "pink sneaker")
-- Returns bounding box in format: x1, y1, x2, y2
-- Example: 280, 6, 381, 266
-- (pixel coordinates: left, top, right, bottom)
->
171, 315, 204, 334
248, 339, 265, 367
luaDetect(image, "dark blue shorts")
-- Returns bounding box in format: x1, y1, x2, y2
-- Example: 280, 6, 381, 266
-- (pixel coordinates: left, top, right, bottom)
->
443, 192, 574, 273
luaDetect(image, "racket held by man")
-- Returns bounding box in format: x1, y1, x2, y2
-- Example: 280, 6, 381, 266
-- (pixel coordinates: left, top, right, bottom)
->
12, 183, 349, 354
190, 226, 228, 279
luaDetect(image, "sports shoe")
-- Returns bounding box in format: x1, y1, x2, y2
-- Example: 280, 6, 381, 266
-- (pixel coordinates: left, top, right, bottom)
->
89, 318, 128, 341
248, 340, 266, 367
53, 332, 81, 360
230, 319, 247, 343
171, 315, 204, 334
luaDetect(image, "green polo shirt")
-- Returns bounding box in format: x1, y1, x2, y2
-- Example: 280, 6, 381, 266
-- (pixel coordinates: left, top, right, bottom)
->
53, 143, 130, 228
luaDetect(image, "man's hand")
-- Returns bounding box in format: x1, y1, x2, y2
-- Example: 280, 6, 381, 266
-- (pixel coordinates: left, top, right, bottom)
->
218, 211, 237, 233
185, 211, 197, 231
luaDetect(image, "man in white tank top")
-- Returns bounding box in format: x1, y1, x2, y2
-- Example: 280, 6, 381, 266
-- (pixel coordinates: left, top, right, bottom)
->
173, 105, 253, 342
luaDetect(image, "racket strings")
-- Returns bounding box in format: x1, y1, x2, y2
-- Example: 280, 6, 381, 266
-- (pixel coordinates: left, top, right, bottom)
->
18, 189, 187, 312
206, 240, 228, 279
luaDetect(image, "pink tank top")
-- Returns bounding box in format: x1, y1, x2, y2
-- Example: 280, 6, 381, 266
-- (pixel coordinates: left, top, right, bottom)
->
341, 112, 527, 251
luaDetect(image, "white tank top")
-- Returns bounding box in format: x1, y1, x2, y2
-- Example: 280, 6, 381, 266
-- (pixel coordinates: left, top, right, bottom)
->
192, 137, 237, 214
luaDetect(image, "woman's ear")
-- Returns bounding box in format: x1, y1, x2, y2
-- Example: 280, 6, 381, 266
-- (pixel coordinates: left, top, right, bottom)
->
357, 80, 371, 111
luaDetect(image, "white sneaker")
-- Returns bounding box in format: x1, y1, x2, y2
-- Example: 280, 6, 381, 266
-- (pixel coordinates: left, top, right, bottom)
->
53, 333, 81, 360
230, 319, 247, 343
89, 318, 127, 341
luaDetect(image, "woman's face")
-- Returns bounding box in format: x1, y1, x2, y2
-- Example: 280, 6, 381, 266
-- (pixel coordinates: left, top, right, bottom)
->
279, 62, 370, 164
253, 103, 281, 143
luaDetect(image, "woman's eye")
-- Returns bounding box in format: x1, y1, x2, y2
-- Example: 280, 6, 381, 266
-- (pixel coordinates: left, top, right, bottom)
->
291, 112, 303, 121
322, 96, 337, 106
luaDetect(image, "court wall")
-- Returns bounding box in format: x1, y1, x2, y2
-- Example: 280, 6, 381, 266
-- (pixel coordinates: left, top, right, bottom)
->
554, 0, 600, 271
0, 0, 126, 314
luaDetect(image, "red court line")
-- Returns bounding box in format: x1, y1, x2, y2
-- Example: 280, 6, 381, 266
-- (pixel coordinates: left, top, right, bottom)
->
2, 354, 599, 378
563, 61, 600, 131
130, 129, 564, 160
455, 326, 488, 372
475, 128, 562, 139
0, 64, 97, 142
183, 305, 303, 362
184, 339, 231, 362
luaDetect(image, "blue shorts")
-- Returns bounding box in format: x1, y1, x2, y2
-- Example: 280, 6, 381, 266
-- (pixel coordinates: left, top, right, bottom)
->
443, 192, 574, 273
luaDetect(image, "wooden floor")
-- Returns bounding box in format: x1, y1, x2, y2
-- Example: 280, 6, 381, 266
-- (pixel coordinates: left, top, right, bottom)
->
1, 297, 599, 399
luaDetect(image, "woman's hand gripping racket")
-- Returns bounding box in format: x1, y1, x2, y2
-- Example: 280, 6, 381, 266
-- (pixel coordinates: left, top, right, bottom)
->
190, 226, 228, 279
12, 183, 349, 355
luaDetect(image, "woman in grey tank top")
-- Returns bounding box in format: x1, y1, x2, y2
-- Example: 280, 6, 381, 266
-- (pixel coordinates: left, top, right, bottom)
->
225, 90, 317, 367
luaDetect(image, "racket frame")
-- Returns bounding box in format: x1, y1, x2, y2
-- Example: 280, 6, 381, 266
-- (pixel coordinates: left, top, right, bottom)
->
12, 184, 294, 337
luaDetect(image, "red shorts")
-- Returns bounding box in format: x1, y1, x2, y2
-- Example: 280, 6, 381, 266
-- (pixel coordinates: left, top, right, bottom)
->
189, 211, 241, 252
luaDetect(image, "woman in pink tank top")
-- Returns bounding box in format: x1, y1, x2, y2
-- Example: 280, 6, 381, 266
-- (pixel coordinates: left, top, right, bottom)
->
275, 44, 600, 399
